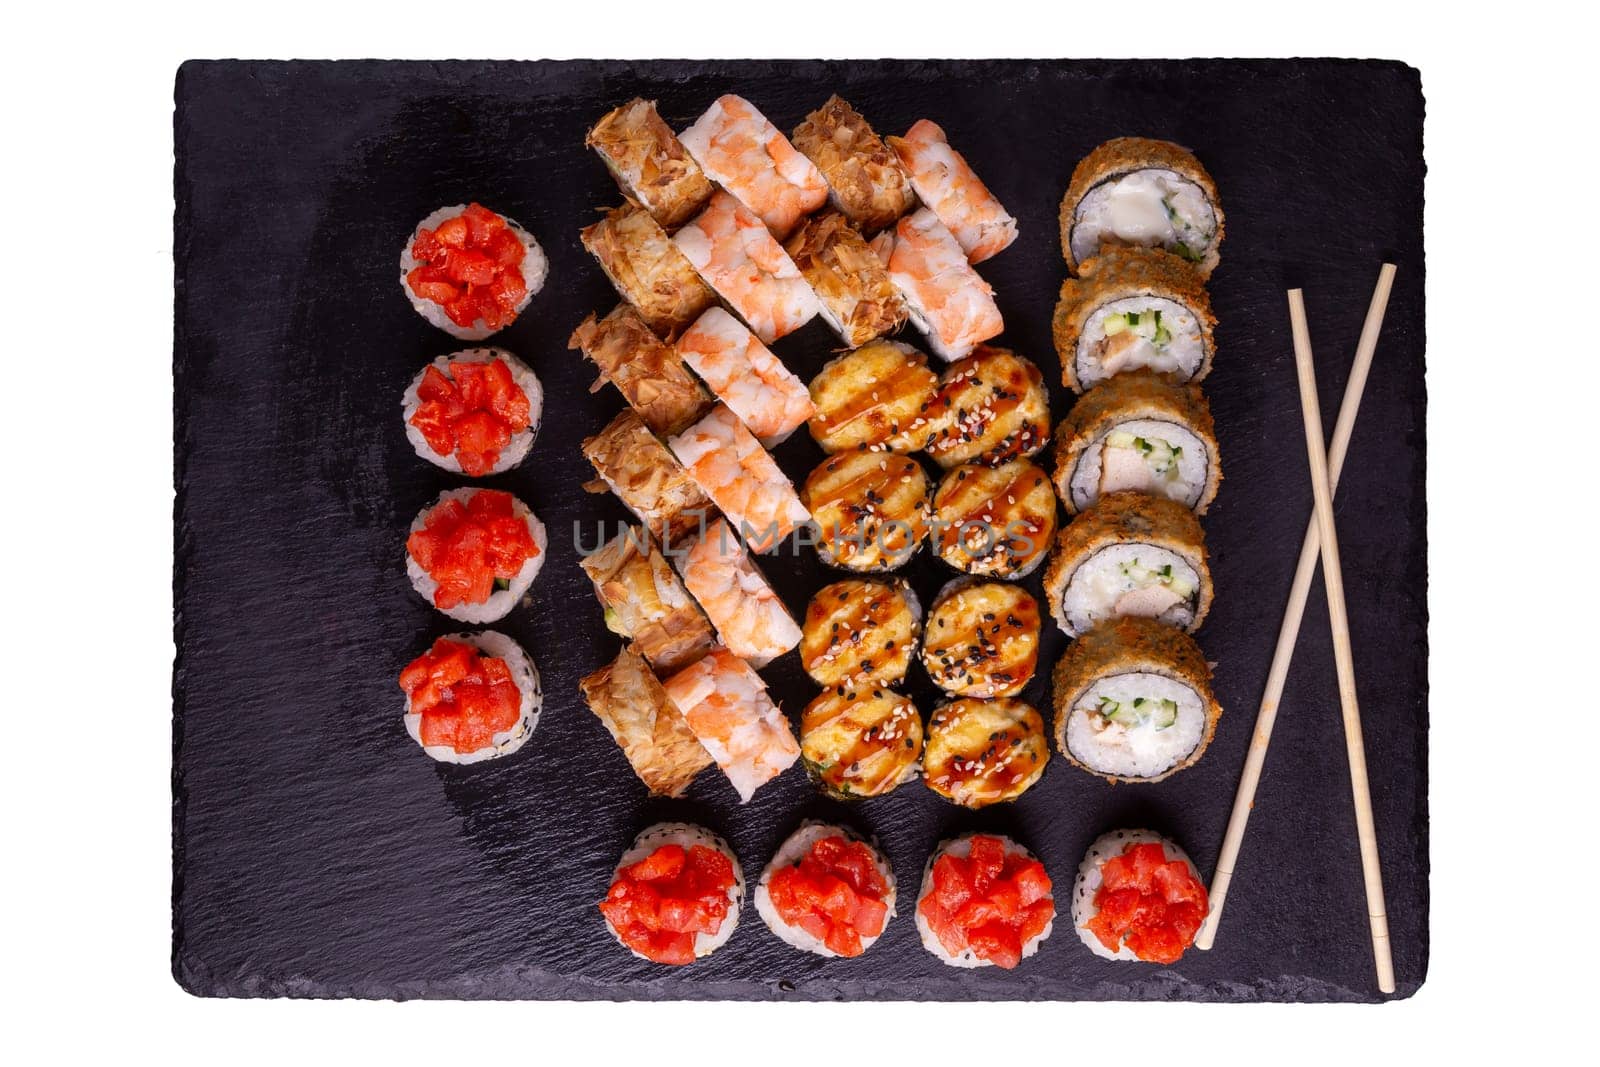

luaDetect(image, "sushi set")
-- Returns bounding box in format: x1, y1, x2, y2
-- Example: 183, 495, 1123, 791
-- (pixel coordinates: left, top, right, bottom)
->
172, 59, 1427, 1001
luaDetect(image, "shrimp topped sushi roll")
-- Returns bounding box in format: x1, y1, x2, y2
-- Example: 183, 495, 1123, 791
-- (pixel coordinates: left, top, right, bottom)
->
600, 822, 744, 966
673, 191, 821, 344
400, 203, 547, 340
924, 697, 1050, 808
920, 579, 1041, 699
581, 408, 713, 543
1061, 137, 1224, 277
662, 645, 801, 803
580, 527, 715, 674
668, 404, 811, 553
676, 307, 814, 447
405, 488, 546, 623
916, 833, 1054, 970
885, 208, 1004, 362
887, 120, 1018, 264
799, 578, 922, 690
807, 340, 939, 455
398, 631, 541, 765
580, 203, 717, 337
799, 686, 923, 799
586, 98, 715, 230
919, 346, 1051, 468
785, 211, 907, 348
1053, 371, 1220, 515
674, 517, 802, 668
931, 459, 1057, 578
755, 821, 896, 958
791, 96, 916, 234
801, 451, 932, 573
1072, 829, 1208, 965
403, 349, 542, 476
570, 304, 712, 437
679, 94, 829, 239
579, 647, 712, 798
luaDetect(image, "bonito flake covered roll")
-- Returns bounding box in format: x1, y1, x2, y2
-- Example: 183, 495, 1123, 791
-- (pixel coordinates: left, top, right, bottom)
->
580, 527, 714, 674
571, 305, 712, 436
807, 340, 940, 455
1053, 371, 1220, 515
673, 191, 821, 344
580, 203, 716, 336
885, 208, 1004, 362
676, 307, 814, 447
680, 94, 830, 240
674, 517, 802, 668
1061, 137, 1224, 277
579, 647, 713, 798
586, 98, 715, 230
791, 96, 916, 234
887, 119, 1018, 264
398, 631, 541, 765
581, 408, 712, 543
785, 211, 907, 347
663, 645, 801, 803
1052, 616, 1221, 782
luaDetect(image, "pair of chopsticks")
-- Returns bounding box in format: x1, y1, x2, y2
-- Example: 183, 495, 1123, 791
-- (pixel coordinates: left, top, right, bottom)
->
1194, 264, 1398, 995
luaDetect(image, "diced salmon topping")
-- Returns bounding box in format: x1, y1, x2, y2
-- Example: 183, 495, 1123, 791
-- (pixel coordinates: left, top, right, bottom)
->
599, 843, 738, 965
409, 356, 532, 475
916, 834, 1053, 970
405, 490, 540, 610
398, 638, 522, 753
406, 203, 528, 331
766, 835, 891, 957
1083, 841, 1208, 964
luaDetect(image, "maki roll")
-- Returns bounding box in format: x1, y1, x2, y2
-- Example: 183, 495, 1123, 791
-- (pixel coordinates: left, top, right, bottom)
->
801, 450, 932, 573
799, 578, 922, 690
676, 307, 815, 447
755, 821, 896, 958
570, 305, 712, 436
585, 98, 715, 230
884, 207, 1004, 362
799, 686, 923, 799
662, 646, 801, 803
784, 211, 907, 348
400, 203, 547, 340
668, 404, 811, 554
398, 631, 541, 765
919, 346, 1051, 469
580, 203, 716, 336
1052, 616, 1221, 782
679, 94, 829, 239
1060, 137, 1224, 277
673, 191, 821, 344
1043, 491, 1212, 637
402, 348, 542, 476
887, 120, 1018, 264
931, 458, 1057, 579
1053, 246, 1217, 392
579, 647, 713, 798
1072, 829, 1208, 965
791, 96, 916, 233
580, 408, 712, 543
920, 579, 1041, 699
579, 528, 715, 674
1052, 371, 1220, 515
923, 697, 1050, 808
915, 833, 1054, 970
807, 340, 939, 455
405, 488, 546, 623
674, 517, 803, 668
599, 822, 744, 966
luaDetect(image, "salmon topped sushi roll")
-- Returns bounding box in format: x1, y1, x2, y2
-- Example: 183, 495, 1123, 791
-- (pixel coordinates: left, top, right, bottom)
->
919, 346, 1051, 468
784, 211, 907, 348
581, 408, 712, 543
791, 96, 916, 234
931, 458, 1057, 578
405, 488, 546, 623
679, 94, 829, 239
586, 98, 715, 230
799, 578, 922, 690
579, 648, 713, 798
755, 821, 897, 958
799, 686, 924, 799
402, 348, 542, 476
885, 208, 1004, 362
801, 450, 932, 573
920, 579, 1041, 699
916, 833, 1054, 970
674, 517, 802, 668
676, 307, 815, 447
400, 203, 547, 340
580, 203, 717, 337
662, 645, 801, 803
1072, 829, 1208, 964
580, 527, 715, 674
600, 822, 744, 965
887, 120, 1018, 264
668, 404, 811, 553
673, 191, 821, 344
570, 304, 712, 437
399, 631, 542, 765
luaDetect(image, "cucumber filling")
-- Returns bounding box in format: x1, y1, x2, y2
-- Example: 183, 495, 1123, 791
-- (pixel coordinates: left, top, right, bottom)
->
1095, 695, 1179, 731
1106, 430, 1183, 477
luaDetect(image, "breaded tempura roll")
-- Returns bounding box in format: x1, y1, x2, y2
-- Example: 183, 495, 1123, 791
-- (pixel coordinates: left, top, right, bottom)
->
919, 346, 1051, 468
677, 307, 815, 447
570, 304, 712, 436
581, 408, 712, 542
801, 450, 932, 573
674, 191, 821, 344
931, 458, 1057, 579
579, 527, 715, 674
586, 98, 715, 230
579, 647, 714, 797
885, 208, 1004, 362
807, 340, 939, 454
580, 203, 717, 336
785, 211, 907, 348
887, 119, 1017, 264
791, 96, 916, 234
1060, 137, 1224, 277
680, 94, 830, 239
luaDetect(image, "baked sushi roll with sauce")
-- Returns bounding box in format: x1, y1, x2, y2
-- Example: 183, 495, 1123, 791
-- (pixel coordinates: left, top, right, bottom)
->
887, 120, 1018, 264
923, 697, 1050, 808
398, 632, 541, 765
586, 98, 715, 230
579, 647, 712, 798
1061, 137, 1224, 277
400, 203, 547, 340
403, 349, 542, 476
807, 340, 939, 455
1053, 371, 1220, 515
580, 408, 712, 543
755, 821, 896, 959
791, 96, 916, 234
800, 579, 921, 691
916, 833, 1054, 970
405, 488, 546, 623
931, 459, 1057, 578
580, 528, 714, 674
580, 203, 716, 337
1053, 246, 1217, 392
668, 404, 811, 554
663, 645, 801, 803
679, 94, 829, 240
676, 307, 815, 447
1072, 829, 1208, 965
801, 451, 932, 573
1052, 616, 1221, 782
784, 211, 907, 348
799, 686, 923, 799
884, 208, 1004, 362
599, 822, 744, 966
1043, 492, 1212, 637
920, 579, 1041, 699
674, 517, 802, 668
570, 305, 711, 437
673, 191, 821, 344
920, 346, 1051, 469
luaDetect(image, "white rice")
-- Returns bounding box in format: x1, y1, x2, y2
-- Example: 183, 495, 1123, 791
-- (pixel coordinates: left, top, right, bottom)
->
399, 204, 548, 341
1071, 828, 1203, 962
1067, 418, 1211, 512
1075, 296, 1206, 389
1058, 544, 1203, 637
401, 348, 543, 475
405, 487, 547, 623
605, 822, 745, 962
753, 821, 896, 958
914, 833, 1053, 968
402, 629, 541, 765
1063, 671, 1206, 780
1069, 170, 1217, 268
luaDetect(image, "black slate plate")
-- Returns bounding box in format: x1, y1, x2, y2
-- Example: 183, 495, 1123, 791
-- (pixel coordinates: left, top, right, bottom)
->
172, 58, 1427, 1001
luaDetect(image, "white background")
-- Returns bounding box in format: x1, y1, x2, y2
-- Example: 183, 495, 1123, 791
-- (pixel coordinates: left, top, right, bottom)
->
2, 1, 1591, 1061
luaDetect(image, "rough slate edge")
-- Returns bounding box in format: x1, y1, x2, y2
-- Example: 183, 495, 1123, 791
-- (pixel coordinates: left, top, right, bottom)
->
170, 58, 1427, 1003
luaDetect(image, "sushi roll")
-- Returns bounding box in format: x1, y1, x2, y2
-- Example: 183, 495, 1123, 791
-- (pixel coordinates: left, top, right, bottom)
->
672, 191, 821, 344
579, 647, 713, 798
931, 458, 1057, 579
679, 94, 829, 240
668, 404, 811, 554
884, 207, 1004, 362
1060, 137, 1224, 277
920, 579, 1041, 699
570, 304, 712, 437
915, 833, 1054, 970
599, 822, 744, 966
402, 348, 542, 476
755, 821, 896, 958
887, 119, 1018, 264
1052, 616, 1222, 782
801, 450, 932, 573
405, 488, 546, 623
807, 340, 939, 455
397, 631, 541, 765
799, 685, 923, 799
790, 96, 916, 234
662, 645, 801, 803
399, 203, 547, 340
799, 578, 922, 690
579, 203, 716, 336
1072, 829, 1208, 965
674, 517, 802, 668
919, 346, 1051, 469
1052, 371, 1220, 515
923, 697, 1050, 808
1053, 246, 1217, 392
585, 98, 715, 230
1042, 492, 1212, 638
784, 211, 907, 348
580, 408, 712, 543
579, 527, 715, 674
676, 307, 815, 447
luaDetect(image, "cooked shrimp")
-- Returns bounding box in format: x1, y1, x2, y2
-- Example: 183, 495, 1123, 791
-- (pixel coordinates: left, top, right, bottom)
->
673, 192, 820, 343
676, 307, 815, 446
661, 645, 801, 803
679, 94, 829, 239
675, 517, 802, 667
885, 208, 1004, 362
667, 404, 811, 553
888, 120, 1018, 264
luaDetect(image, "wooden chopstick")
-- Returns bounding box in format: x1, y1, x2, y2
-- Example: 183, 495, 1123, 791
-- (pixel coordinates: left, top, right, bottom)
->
1196, 264, 1396, 958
